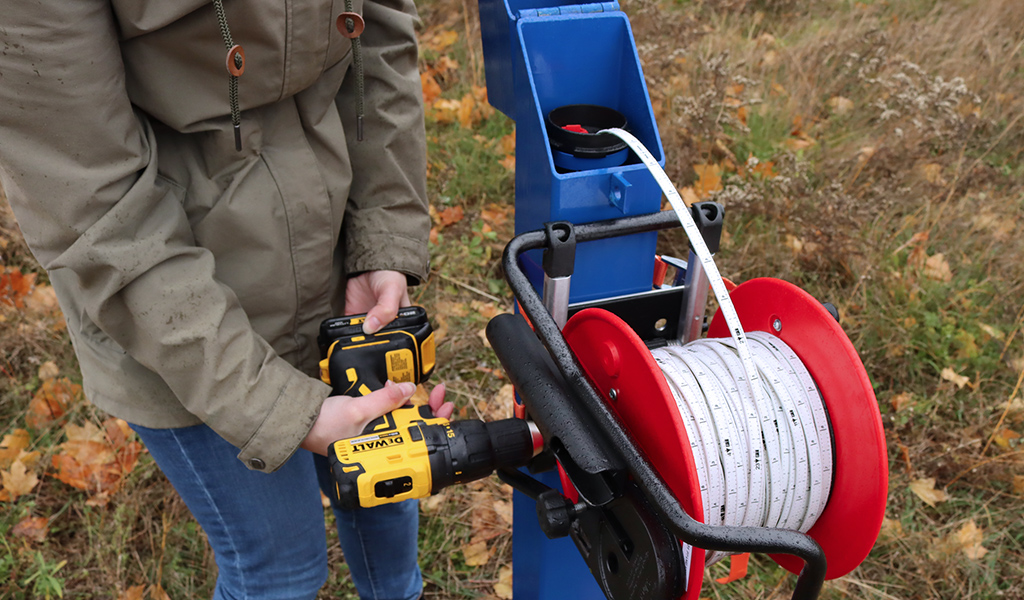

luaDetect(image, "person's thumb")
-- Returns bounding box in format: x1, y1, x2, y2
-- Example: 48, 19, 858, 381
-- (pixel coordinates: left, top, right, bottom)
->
355, 381, 416, 423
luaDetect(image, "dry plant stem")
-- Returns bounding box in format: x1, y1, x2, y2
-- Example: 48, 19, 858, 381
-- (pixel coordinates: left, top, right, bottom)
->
460, 0, 480, 87
946, 450, 1024, 490
979, 360, 1024, 456
436, 272, 503, 303
842, 577, 905, 600
443, 385, 486, 420
998, 299, 1024, 363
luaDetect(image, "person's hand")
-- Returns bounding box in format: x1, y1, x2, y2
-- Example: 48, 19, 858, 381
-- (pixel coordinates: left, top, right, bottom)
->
302, 382, 455, 455
345, 270, 410, 334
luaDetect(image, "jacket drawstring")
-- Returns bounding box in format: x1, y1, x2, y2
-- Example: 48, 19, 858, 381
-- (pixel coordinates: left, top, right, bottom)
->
212, 0, 245, 151
212, 0, 366, 149
338, 1, 366, 141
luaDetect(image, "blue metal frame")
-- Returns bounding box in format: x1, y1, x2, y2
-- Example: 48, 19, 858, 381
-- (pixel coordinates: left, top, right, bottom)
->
478, 1, 668, 597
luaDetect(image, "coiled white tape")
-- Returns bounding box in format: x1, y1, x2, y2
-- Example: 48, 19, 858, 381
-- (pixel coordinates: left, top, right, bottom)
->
601, 128, 834, 568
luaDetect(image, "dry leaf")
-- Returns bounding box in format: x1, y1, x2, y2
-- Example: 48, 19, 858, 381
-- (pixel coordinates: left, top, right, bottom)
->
118, 584, 147, 600
750, 160, 776, 179
0, 268, 36, 308
422, 29, 459, 53
1, 458, 40, 502
0, 429, 31, 469
24, 283, 61, 320
1012, 475, 1024, 495
462, 538, 492, 566
827, 96, 854, 116
470, 300, 502, 320
879, 517, 904, 541
678, 186, 700, 207
979, 323, 1004, 340
940, 367, 970, 390
421, 491, 447, 514
499, 154, 515, 172
760, 49, 780, 68
923, 253, 953, 282
496, 131, 516, 156
437, 206, 465, 228
51, 418, 142, 504
148, 584, 172, 600
494, 566, 513, 599
480, 204, 512, 228
909, 477, 950, 507
26, 377, 82, 430
493, 499, 513, 526
13, 515, 48, 542
992, 428, 1021, 450
421, 72, 442, 106
458, 92, 477, 129
918, 162, 947, 186
692, 164, 722, 199
953, 520, 988, 560
38, 360, 60, 381
890, 392, 914, 412
409, 384, 431, 406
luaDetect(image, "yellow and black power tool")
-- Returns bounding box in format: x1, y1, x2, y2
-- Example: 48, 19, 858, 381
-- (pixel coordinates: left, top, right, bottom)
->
318, 307, 542, 509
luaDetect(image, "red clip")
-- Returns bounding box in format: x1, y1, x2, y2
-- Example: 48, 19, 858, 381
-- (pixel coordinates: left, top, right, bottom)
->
226, 45, 245, 77
561, 124, 588, 134
337, 12, 365, 38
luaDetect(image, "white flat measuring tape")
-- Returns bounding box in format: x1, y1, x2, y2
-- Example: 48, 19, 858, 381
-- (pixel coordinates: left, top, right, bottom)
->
601, 128, 835, 568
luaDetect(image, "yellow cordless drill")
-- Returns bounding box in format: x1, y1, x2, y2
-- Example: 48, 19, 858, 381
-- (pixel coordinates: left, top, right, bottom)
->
318, 307, 542, 509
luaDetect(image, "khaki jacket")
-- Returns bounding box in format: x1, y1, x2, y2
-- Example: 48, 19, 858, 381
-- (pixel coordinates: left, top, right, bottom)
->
0, 0, 430, 472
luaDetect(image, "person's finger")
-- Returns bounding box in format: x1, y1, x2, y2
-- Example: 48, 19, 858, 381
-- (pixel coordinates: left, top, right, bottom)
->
435, 401, 456, 420
349, 381, 415, 423
428, 383, 446, 409
363, 279, 406, 334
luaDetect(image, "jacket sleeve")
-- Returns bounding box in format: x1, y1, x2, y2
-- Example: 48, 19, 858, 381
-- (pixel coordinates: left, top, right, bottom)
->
0, 0, 330, 472
338, 0, 432, 283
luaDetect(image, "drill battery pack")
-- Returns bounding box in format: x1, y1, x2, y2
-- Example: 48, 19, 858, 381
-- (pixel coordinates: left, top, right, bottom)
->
317, 306, 436, 396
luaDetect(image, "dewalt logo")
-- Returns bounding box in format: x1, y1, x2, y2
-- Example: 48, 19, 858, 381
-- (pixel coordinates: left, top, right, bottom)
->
350, 431, 404, 453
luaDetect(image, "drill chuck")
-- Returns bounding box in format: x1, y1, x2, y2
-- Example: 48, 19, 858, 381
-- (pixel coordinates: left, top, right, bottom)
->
424, 419, 543, 493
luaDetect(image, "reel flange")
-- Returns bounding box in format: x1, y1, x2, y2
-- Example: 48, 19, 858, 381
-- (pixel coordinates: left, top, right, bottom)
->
563, 277, 887, 598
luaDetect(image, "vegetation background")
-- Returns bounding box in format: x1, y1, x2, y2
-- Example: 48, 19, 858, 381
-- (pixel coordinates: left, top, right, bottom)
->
2, 0, 1023, 598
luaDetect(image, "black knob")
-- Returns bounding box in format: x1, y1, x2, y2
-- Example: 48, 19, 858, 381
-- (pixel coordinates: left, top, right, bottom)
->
537, 489, 577, 539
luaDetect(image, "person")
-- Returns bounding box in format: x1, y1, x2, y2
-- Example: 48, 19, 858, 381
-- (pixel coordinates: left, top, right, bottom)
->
0, 0, 454, 599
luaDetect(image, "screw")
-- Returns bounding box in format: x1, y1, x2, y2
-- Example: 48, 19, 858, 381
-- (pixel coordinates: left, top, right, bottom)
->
608, 389, 619, 401
772, 318, 782, 332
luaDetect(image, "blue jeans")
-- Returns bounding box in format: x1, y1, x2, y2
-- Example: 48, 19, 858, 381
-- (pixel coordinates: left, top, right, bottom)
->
131, 423, 422, 600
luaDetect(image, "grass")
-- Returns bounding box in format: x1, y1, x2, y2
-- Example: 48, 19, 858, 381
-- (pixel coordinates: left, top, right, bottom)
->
3, 0, 1024, 598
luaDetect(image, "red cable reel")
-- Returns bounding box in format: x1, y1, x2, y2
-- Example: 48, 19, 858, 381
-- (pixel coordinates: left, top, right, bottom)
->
561, 277, 888, 600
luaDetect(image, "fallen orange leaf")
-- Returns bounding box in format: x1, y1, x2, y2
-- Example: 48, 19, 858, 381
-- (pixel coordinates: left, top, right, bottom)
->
118, 584, 147, 600
437, 206, 465, 228
421, 72, 442, 107
12, 515, 48, 542
692, 164, 722, 199
50, 419, 142, 504
0, 267, 36, 308
25, 377, 82, 430
0, 458, 40, 502
0, 428, 31, 469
